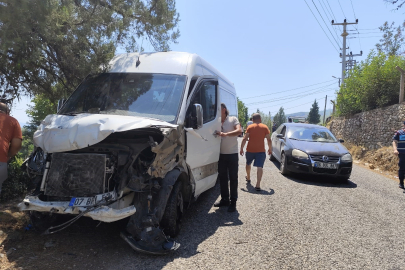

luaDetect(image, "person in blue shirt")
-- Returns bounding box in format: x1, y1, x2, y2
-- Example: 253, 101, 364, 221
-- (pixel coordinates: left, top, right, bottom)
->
392, 121, 405, 189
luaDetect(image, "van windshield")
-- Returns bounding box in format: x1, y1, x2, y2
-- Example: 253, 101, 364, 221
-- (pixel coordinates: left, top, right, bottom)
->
59, 73, 187, 123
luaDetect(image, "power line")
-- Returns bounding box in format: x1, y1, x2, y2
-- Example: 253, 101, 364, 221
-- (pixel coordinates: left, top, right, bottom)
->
354, 26, 362, 51
242, 79, 337, 99
318, 0, 342, 46
246, 85, 336, 106
356, 32, 381, 34
283, 97, 327, 112
355, 28, 379, 31
350, 0, 357, 19
325, 0, 338, 20
347, 36, 381, 39
337, 0, 347, 18
304, 0, 339, 53
323, 0, 344, 43
260, 94, 335, 113
312, 0, 341, 47
321, 0, 334, 19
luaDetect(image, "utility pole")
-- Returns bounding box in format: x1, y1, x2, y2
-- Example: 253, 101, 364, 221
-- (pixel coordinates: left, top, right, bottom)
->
396, 66, 405, 103
323, 95, 327, 125
341, 51, 363, 73
330, 100, 336, 118
332, 19, 359, 85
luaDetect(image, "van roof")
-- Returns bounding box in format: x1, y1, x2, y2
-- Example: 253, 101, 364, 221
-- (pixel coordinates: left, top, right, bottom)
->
108, 52, 234, 89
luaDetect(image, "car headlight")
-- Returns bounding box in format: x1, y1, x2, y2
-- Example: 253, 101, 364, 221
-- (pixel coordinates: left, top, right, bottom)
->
341, 153, 352, 162
292, 149, 309, 160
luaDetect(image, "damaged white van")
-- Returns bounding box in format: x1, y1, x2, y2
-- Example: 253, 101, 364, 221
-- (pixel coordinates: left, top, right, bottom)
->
18, 52, 238, 254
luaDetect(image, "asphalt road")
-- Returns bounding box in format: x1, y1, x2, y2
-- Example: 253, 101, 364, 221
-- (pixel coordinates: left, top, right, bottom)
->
3, 140, 405, 269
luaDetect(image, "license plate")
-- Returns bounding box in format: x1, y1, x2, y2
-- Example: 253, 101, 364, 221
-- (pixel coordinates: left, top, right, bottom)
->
69, 191, 116, 207
314, 162, 338, 169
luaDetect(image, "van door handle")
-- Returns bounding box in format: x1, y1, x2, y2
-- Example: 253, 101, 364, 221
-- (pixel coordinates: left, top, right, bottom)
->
213, 130, 219, 138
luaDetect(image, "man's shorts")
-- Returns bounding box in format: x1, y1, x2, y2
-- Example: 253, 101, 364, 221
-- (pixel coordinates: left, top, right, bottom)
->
246, 152, 266, 168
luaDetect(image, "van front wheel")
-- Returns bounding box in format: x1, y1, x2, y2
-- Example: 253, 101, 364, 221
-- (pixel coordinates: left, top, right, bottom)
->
161, 181, 183, 237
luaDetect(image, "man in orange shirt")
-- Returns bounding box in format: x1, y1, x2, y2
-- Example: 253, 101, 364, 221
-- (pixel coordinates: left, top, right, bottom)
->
240, 113, 272, 191
0, 102, 22, 194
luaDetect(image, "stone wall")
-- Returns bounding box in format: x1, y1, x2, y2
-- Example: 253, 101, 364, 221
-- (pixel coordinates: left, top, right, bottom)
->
329, 103, 405, 149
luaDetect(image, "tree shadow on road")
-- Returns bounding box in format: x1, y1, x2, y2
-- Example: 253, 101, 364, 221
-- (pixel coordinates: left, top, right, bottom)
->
1, 181, 243, 270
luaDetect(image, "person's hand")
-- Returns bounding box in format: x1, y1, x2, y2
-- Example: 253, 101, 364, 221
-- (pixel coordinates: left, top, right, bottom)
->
240, 149, 244, 156
268, 149, 272, 155
394, 149, 399, 155
218, 132, 228, 137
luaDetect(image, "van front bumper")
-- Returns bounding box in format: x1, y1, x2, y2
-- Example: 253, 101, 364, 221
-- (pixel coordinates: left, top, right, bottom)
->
18, 196, 136, 223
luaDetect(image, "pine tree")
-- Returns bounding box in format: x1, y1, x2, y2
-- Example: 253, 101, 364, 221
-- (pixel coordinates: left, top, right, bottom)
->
307, 100, 321, 124
273, 107, 286, 127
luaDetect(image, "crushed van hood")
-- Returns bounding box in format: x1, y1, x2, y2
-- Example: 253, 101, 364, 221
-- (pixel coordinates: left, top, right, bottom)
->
34, 114, 177, 153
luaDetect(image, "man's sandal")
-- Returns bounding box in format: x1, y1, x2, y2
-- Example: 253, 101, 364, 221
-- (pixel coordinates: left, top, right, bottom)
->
245, 176, 251, 183
255, 187, 262, 192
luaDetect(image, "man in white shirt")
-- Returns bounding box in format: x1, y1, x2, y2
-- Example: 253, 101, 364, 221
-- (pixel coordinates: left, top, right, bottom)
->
214, 103, 242, 212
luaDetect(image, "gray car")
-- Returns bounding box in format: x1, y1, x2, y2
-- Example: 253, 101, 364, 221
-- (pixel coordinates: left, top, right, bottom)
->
270, 123, 352, 182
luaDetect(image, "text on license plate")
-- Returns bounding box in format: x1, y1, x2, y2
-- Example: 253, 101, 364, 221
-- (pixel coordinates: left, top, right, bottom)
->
314, 162, 338, 169
69, 191, 116, 207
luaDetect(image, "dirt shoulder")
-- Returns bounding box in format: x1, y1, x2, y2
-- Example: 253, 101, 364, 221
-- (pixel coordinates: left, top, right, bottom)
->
0, 196, 131, 270
346, 143, 399, 183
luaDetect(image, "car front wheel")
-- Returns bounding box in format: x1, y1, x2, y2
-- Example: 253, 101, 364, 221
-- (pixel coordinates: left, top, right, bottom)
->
280, 152, 289, 175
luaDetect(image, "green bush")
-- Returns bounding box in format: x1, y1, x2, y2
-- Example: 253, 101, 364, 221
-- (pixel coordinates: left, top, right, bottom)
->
0, 154, 31, 202
337, 51, 405, 116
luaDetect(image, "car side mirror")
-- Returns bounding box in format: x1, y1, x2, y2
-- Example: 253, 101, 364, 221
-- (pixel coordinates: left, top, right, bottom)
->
339, 139, 344, 143
190, 104, 203, 129
57, 99, 66, 113
276, 134, 284, 139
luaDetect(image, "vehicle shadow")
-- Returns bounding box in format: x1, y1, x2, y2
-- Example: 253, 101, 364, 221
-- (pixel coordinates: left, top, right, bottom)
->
1, 181, 242, 270
269, 160, 357, 189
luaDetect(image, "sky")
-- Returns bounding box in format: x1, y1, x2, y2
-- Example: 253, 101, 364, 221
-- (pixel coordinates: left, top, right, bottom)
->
10, 0, 405, 125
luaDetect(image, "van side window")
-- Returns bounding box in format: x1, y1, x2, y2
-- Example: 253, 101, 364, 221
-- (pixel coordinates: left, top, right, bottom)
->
187, 77, 199, 98
220, 88, 237, 116
187, 81, 217, 125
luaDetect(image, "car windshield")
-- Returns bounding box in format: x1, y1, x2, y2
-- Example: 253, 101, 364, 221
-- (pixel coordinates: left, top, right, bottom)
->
59, 73, 187, 123
286, 126, 338, 143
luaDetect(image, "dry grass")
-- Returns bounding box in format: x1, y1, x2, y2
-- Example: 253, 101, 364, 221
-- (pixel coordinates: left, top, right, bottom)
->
345, 143, 398, 174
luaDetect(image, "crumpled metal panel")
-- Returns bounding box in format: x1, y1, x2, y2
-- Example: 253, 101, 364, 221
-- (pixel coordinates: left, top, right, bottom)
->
45, 153, 106, 197
33, 113, 177, 153
148, 126, 185, 178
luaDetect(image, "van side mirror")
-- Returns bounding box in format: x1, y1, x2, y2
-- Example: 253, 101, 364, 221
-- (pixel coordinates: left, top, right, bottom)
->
191, 104, 203, 129
338, 139, 344, 143
57, 99, 66, 113
276, 134, 284, 139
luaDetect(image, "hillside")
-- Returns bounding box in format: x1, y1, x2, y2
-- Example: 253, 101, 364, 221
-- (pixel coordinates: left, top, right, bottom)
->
271, 109, 333, 122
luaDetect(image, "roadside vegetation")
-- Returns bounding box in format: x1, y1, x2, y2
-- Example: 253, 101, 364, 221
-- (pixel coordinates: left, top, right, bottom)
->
336, 19, 405, 116
345, 143, 398, 177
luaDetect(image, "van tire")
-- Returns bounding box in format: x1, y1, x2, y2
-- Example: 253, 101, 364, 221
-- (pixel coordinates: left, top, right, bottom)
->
161, 181, 183, 237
